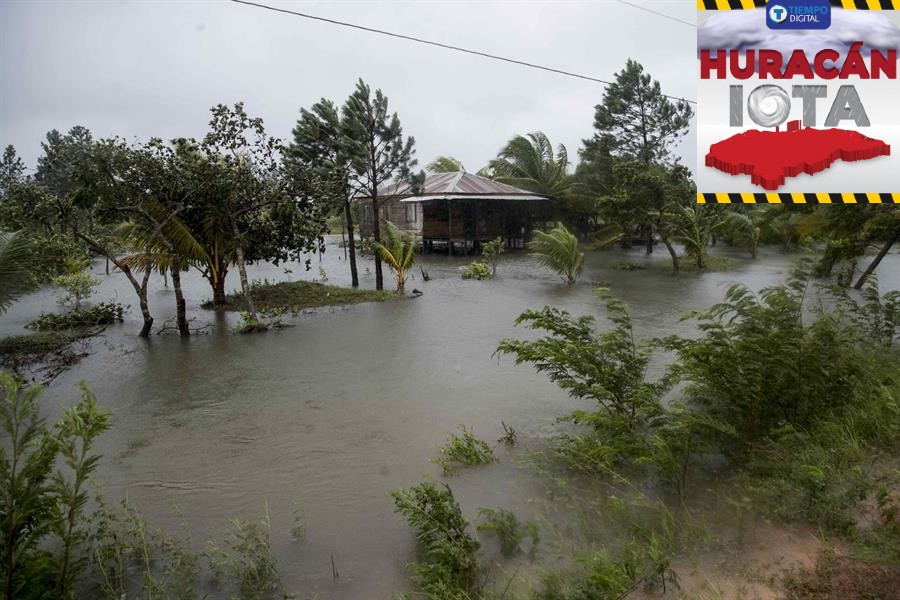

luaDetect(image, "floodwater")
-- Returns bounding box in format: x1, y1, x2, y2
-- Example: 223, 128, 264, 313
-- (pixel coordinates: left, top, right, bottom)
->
2, 239, 898, 598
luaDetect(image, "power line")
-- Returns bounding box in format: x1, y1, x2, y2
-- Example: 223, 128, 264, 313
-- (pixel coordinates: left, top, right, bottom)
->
229, 0, 696, 105
611, 0, 696, 28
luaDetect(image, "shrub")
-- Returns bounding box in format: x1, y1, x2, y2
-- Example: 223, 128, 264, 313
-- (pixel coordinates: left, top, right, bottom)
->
26, 302, 125, 331
461, 261, 492, 280
52, 271, 99, 309
207, 510, 285, 600
433, 425, 496, 475
0, 372, 109, 600
497, 289, 667, 442
482, 236, 505, 276
664, 269, 891, 458
391, 480, 479, 599
476, 507, 539, 557
90, 497, 201, 600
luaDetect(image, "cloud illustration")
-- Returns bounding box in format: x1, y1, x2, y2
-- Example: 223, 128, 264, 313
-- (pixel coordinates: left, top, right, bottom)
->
698, 8, 900, 65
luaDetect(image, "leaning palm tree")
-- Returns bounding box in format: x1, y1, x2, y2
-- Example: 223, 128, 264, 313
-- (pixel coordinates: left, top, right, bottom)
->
371, 221, 417, 294
0, 230, 34, 313
724, 209, 763, 259
488, 132, 579, 200
527, 223, 584, 286
426, 156, 466, 174
672, 206, 719, 269
118, 208, 209, 336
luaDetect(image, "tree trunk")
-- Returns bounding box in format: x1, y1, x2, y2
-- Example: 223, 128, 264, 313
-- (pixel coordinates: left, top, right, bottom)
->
662, 236, 679, 272
212, 275, 227, 305
171, 265, 189, 336
138, 269, 153, 338
230, 217, 259, 323
645, 224, 654, 255
372, 198, 384, 290
853, 224, 900, 290
78, 234, 153, 338
345, 201, 359, 288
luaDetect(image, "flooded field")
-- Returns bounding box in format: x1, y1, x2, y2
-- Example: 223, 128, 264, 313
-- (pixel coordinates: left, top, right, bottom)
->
3, 239, 898, 598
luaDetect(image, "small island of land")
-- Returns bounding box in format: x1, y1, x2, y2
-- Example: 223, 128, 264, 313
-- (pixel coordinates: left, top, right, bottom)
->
202, 280, 395, 313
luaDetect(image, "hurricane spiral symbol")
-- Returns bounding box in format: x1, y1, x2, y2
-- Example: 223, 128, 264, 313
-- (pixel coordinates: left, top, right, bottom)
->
747, 85, 791, 128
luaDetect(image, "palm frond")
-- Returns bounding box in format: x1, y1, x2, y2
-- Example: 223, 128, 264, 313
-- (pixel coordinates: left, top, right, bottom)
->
0, 230, 35, 313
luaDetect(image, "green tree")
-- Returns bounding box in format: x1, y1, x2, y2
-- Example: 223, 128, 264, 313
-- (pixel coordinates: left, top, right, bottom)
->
193, 102, 326, 324
34, 127, 96, 238
585, 59, 693, 166
341, 79, 417, 291
426, 156, 465, 173
527, 223, 585, 286
371, 221, 416, 294
0, 146, 25, 200
285, 99, 361, 287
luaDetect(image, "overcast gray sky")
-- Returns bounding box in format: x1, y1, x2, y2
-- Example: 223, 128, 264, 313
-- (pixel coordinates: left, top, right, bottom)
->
0, 0, 697, 175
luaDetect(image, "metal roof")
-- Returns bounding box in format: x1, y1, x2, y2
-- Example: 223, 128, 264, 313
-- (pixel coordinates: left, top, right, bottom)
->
363, 171, 549, 202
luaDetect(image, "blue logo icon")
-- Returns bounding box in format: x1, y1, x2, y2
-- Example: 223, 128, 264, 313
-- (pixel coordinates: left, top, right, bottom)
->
769, 5, 788, 24
766, 0, 831, 31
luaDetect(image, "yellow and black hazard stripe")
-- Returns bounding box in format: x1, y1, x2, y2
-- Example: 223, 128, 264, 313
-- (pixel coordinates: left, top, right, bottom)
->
698, 1, 900, 9
697, 192, 900, 203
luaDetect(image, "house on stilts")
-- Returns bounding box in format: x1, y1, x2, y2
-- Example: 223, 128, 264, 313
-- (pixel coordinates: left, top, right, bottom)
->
356, 171, 549, 254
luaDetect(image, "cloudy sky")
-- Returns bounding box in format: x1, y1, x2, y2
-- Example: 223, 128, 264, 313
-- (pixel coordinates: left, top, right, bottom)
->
0, 0, 697, 174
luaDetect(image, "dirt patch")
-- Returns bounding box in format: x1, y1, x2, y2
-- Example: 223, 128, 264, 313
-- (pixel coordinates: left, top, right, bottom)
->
783, 555, 900, 600
632, 519, 823, 599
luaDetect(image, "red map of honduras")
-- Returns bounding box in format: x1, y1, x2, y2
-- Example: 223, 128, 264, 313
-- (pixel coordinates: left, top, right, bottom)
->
705, 121, 890, 190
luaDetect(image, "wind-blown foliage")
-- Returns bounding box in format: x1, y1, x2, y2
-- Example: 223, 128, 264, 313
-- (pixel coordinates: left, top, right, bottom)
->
371, 221, 416, 293
426, 156, 466, 173
391, 480, 480, 599
488, 132, 577, 201
527, 223, 584, 286
0, 373, 109, 600
724, 208, 763, 259
0, 230, 34, 313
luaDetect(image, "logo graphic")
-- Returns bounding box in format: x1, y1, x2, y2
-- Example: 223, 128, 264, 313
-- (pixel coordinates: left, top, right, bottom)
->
766, 0, 831, 31
697, 3, 900, 201
769, 5, 787, 24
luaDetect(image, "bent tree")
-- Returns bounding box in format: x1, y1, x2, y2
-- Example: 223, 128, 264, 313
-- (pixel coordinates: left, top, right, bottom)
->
285, 99, 361, 287
196, 102, 326, 322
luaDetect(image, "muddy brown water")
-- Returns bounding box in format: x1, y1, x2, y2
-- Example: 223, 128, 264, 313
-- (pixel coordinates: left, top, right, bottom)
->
2, 239, 897, 598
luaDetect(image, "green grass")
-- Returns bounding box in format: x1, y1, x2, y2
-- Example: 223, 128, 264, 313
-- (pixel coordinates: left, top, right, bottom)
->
202, 280, 394, 312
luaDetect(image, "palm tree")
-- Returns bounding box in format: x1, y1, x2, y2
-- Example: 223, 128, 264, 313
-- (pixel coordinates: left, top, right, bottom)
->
527, 223, 584, 286
724, 208, 763, 259
0, 230, 33, 313
118, 207, 209, 336
488, 132, 578, 200
672, 206, 719, 269
426, 156, 466, 173
371, 221, 416, 294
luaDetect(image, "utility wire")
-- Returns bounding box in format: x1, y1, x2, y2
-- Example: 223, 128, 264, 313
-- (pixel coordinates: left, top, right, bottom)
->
229, 0, 696, 105
611, 0, 696, 28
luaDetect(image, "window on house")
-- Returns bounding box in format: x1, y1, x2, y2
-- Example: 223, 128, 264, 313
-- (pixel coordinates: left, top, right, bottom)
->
364, 205, 372, 223
406, 204, 416, 223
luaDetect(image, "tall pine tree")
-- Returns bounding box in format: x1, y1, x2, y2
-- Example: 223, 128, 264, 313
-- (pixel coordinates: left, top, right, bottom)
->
341, 79, 416, 291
